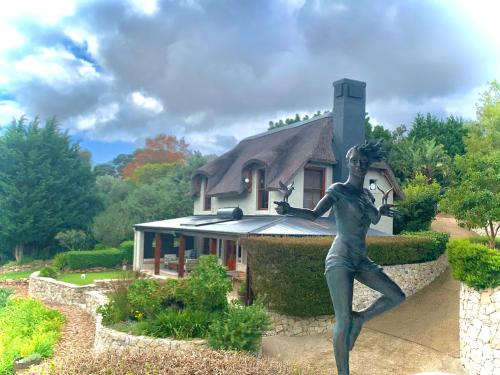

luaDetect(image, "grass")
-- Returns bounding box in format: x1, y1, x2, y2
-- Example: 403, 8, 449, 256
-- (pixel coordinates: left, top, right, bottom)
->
0, 270, 37, 280
56, 270, 128, 285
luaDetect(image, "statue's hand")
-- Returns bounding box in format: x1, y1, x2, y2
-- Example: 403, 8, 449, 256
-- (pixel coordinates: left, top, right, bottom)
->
379, 203, 397, 217
274, 201, 290, 215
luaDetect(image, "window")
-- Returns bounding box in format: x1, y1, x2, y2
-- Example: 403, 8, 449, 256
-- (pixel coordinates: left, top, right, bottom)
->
203, 178, 211, 211
303, 166, 325, 209
257, 168, 268, 210
237, 241, 243, 264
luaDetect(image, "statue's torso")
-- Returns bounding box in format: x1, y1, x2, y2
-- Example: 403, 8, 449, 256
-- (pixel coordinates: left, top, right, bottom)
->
324, 183, 381, 273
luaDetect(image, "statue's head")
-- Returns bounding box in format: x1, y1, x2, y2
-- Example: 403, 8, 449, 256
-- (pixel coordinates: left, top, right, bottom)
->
345, 141, 384, 177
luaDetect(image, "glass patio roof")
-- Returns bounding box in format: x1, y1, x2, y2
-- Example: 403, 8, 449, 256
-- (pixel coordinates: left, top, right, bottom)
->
134, 215, 390, 237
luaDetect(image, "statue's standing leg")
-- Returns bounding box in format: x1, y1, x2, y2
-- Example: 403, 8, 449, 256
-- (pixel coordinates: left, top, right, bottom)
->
348, 270, 406, 350
325, 268, 354, 375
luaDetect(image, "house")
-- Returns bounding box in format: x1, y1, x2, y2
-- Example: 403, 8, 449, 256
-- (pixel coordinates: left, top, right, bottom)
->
133, 78, 403, 277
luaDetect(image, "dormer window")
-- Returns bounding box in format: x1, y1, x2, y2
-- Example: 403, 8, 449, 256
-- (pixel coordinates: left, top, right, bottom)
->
303, 166, 325, 209
203, 178, 211, 211
257, 168, 268, 210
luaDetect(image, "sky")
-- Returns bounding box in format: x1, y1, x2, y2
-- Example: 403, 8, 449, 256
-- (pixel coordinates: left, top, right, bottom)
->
0, 0, 498, 164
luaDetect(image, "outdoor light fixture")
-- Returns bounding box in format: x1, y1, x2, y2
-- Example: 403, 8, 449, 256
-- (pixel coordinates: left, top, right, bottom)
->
244, 177, 250, 184
369, 179, 377, 190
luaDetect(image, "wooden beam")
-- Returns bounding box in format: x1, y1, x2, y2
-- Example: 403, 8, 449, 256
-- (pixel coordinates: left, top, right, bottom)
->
154, 233, 162, 275
210, 238, 217, 255
178, 235, 185, 278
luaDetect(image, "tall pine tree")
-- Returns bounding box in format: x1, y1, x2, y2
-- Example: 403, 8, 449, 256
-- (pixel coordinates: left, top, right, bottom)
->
0, 117, 101, 261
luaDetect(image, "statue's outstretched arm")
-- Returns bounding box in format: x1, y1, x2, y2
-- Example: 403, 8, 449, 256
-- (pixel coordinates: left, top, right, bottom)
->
274, 194, 334, 221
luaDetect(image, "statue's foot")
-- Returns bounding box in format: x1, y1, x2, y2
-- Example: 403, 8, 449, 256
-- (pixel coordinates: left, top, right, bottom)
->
348, 312, 364, 351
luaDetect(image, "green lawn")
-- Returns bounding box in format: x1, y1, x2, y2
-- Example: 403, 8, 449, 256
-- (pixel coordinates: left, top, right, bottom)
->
56, 270, 128, 285
0, 270, 37, 280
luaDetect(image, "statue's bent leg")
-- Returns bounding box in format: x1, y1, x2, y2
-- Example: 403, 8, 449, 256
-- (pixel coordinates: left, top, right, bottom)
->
355, 270, 406, 322
325, 268, 354, 375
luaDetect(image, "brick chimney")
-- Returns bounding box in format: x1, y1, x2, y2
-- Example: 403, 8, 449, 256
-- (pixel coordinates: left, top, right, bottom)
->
332, 78, 366, 183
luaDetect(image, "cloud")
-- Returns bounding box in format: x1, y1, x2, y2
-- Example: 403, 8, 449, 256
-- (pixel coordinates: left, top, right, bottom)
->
1, 0, 498, 156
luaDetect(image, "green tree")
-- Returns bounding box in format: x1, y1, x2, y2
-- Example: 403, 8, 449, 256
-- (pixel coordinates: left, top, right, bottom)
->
408, 113, 468, 158
268, 110, 328, 130
0, 117, 101, 261
394, 173, 441, 234
441, 81, 500, 248
95, 175, 132, 208
111, 153, 134, 175
93, 163, 117, 177
413, 139, 451, 184
92, 152, 212, 246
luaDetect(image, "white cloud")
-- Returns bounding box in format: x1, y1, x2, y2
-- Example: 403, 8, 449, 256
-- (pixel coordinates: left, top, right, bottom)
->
130, 91, 163, 113
128, 0, 159, 15
13, 47, 100, 86
75, 102, 120, 131
0, 0, 76, 25
0, 24, 26, 52
0, 101, 25, 127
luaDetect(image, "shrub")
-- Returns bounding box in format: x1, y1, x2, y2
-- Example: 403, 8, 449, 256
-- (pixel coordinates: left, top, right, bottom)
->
138, 308, 216, 339
208, 301, 270, 353
52, 252, 68, 270
97, 275, 136, 326
55, 230, 94, 251
244, 233, 448, 317
448, 240, 500, 290
127, 278, 169, 319
394, 174, 440, 234
120, 240, 134, 264
39, 266, 58, 279
468, 236, 500, 250
178, 255, 232, 313
0, 298, 64, 374
0, 288, 13, 309
64, 248, 125, 269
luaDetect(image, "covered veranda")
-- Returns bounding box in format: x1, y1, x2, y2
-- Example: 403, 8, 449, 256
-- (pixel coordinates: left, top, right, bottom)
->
132, 215, 389, 279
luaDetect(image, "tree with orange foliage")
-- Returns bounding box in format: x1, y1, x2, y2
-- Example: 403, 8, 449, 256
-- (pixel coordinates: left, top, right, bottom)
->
122, 134, 189, 179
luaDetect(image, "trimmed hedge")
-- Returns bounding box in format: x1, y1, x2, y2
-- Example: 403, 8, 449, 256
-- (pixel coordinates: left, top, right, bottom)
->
64, 248, 125, 269
448, 239, 500, 290
243, 232, 449, 317
120, 241, 134, 264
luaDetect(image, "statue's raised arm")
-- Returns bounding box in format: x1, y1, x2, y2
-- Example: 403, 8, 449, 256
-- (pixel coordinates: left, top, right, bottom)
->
274, 192, 335, 221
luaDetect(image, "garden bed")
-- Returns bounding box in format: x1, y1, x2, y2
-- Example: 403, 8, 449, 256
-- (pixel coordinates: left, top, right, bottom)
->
0, 288, 65, 374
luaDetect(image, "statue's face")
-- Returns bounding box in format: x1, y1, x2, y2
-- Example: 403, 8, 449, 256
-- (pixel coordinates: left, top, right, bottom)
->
347, 150, 369, 177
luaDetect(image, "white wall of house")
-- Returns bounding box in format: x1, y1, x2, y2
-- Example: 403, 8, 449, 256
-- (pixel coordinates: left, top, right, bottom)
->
193, 165, 393, 233
365, 169, 393, 234
132, 229, 144, 271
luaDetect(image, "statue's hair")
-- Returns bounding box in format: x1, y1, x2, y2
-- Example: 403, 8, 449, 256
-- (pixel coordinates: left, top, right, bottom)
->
345, 141, 385, 163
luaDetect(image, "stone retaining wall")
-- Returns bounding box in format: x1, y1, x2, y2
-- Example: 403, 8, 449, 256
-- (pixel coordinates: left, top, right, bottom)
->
267, 253, 448, 336
94, 314, 206, 352
459, 284, 500, 375
29, 272, 101, 308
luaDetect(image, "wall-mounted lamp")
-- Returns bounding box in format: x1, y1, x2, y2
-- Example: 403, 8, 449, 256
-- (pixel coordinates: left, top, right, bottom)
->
243, 171, 252, 193
369, 179, 377, 191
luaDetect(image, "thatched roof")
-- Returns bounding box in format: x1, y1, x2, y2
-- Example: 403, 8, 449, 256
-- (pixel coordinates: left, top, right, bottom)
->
193, 113, 403, 199
193, 114, 336, 196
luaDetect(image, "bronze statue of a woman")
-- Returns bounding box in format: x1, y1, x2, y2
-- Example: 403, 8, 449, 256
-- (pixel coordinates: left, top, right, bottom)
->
275, 142, 405, 375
